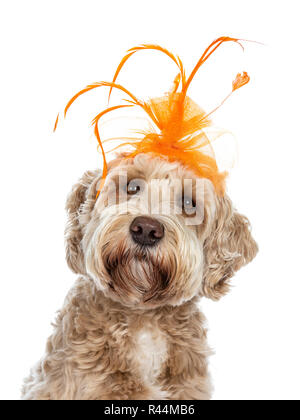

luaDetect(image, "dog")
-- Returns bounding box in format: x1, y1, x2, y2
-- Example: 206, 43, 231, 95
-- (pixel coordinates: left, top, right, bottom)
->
22, 152, 257, 400
23, 37, 258, 400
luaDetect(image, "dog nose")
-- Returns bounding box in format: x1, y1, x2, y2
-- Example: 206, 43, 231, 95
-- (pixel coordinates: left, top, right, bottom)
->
130, 216, 164, 246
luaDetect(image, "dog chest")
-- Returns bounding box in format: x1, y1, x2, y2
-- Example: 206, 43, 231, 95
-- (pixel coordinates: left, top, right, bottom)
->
133, 327, 168, 384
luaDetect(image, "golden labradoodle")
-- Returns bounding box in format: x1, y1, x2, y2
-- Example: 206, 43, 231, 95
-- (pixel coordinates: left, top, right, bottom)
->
22, 153, 257, 400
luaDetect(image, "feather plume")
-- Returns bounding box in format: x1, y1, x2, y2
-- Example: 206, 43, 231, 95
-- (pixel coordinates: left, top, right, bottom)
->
56, 37, 253, 196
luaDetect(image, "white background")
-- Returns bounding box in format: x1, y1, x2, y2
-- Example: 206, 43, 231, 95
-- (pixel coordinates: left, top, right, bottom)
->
0, 0, 299, 400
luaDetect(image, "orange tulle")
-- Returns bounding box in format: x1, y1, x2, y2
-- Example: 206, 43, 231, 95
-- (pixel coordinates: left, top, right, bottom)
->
55, 37, 252, 196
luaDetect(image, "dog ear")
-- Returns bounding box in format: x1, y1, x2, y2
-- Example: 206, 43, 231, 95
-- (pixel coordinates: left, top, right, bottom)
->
202, 195, 258, 300
65, 170, 101, 274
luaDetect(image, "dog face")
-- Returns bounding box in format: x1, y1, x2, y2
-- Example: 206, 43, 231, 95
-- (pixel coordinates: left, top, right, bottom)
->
65, 154, 257, 308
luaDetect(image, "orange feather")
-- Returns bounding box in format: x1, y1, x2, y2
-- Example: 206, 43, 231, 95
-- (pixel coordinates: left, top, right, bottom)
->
108, 44, 186, 103
53, 113, 59, 132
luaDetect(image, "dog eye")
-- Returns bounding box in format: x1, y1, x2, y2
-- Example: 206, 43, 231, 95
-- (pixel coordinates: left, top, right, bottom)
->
182, 196, 196, 215
127, 182, 141, 195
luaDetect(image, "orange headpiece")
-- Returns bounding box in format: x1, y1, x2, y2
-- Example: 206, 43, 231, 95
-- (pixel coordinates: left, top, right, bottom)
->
55, 37, 252, 196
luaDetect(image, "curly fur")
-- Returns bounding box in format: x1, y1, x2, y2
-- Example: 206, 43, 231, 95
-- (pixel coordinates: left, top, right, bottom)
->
22, 154, 257, 400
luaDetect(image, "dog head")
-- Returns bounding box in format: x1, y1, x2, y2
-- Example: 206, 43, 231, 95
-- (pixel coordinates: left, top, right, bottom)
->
65, 154, 257, 308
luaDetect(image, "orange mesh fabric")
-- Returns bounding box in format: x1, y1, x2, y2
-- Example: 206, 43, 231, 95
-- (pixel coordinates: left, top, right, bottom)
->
121, 93, 226, 195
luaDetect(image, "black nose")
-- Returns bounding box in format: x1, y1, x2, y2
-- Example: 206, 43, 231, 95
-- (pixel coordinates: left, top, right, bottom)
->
130, 216, 164, 246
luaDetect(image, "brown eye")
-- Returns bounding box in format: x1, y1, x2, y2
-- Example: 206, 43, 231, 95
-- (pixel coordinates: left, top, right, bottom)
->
127, 182, 140, 195
182, 196, 196, 215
